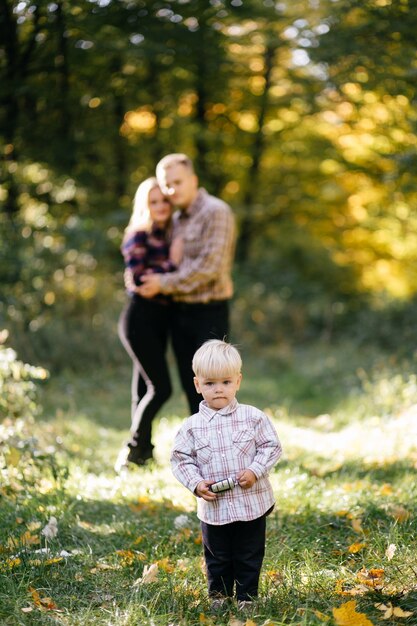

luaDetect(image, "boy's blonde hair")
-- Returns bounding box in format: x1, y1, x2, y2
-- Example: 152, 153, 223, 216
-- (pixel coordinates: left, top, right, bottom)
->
192, 339, 242, 378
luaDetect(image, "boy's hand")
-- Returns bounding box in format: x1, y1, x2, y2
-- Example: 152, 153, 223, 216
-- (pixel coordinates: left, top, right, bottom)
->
195, 480, 217, 501
237, 469, 257, 489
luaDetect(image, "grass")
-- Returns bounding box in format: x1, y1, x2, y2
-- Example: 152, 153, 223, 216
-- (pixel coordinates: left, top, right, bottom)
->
1, 340, 417, 625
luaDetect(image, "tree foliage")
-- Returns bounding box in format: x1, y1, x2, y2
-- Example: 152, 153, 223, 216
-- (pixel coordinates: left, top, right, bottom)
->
1, 0, 417, 364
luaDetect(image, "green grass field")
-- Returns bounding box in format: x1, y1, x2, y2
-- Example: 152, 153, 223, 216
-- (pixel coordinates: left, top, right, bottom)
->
1, 341, 417, 625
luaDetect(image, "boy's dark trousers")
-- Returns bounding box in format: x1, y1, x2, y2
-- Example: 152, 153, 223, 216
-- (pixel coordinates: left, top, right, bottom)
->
201, 513, 267, 601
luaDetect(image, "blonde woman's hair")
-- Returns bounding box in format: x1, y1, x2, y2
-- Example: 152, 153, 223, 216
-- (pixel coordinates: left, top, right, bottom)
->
192, 339, 242, 378
125, 177, 159, 233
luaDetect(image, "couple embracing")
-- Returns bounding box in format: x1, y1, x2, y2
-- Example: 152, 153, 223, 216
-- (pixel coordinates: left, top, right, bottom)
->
115, 153, 236, 471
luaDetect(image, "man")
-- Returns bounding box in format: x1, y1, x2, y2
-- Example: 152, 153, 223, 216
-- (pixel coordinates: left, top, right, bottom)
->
139, 153, 236, 413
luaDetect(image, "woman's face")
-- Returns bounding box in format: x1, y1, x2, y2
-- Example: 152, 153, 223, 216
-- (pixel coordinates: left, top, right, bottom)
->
148, 186, 172, 226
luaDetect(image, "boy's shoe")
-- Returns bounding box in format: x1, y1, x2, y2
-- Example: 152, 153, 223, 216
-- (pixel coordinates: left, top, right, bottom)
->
210, 597, 228, 612
237, 600, 254, 612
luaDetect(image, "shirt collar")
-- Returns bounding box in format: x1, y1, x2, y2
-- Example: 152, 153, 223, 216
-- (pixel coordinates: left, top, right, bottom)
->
179, 188, 207, 220
199, 397, 239, 421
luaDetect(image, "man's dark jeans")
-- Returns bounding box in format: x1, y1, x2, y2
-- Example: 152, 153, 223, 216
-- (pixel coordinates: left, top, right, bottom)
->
171, 300, 229, 413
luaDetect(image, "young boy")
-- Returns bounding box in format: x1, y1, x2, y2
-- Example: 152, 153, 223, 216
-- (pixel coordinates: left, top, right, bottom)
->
170, 339, 282, 611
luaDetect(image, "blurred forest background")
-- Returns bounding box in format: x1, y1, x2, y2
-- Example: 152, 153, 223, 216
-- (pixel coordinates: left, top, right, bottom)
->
1, 0, 417, 373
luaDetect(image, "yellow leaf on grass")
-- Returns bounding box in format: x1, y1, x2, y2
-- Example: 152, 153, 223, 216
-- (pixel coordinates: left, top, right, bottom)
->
157, 557, 175, 573
348, 542, 366, 553
335, 579, 369, 597
350, 518, 364, 534
5, 447, 21, 467
379, 484, 393, 496
132, 536, 144, 545
28, 587, 59, 611
356, 568, 384, 589
0, 557, 21, 571
375, 602, 414, 619
313, 609, 331, 621
45, 557, 63, 566
389, 506, 411, 522
333, 600, 375, 626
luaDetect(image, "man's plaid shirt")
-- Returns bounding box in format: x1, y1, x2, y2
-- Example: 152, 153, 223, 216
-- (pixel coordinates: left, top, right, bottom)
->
159, 188, 236, 303
171, 399, 282, 525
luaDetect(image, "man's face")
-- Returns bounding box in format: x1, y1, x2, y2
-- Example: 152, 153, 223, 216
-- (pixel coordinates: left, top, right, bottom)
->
158, 164, 198, 209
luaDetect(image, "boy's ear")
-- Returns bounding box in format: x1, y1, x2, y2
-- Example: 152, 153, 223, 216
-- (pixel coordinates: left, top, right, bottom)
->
193, 376, 202, 394
236, 372, 242, 389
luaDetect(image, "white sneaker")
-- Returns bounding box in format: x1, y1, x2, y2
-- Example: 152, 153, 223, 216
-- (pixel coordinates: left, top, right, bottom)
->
114, 445, 130, 474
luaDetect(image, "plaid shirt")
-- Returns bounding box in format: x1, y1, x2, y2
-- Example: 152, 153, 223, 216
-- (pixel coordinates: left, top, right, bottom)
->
121, 225, 175, 292
171, 399, 282, 525
159, 189, 236, 303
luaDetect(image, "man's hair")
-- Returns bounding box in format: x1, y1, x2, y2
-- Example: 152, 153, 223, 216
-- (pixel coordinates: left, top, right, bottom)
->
192, 339, 242, 378
156, 153, 195, 177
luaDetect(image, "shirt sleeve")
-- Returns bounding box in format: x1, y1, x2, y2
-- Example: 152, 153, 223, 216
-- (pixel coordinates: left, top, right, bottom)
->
247, 412, 282, 479
170, 425, 205, 495
121, 231, 148, 280
159, 204, 235, 295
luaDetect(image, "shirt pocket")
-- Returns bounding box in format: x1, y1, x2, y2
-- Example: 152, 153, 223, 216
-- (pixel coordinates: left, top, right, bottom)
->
194, 436, 212, 464
232, 429, 255, 458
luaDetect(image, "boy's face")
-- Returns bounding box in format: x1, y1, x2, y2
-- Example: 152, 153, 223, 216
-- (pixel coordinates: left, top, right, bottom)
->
194, 373, 242, 410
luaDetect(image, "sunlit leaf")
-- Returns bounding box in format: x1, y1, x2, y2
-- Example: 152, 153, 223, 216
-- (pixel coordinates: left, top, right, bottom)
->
385, 544, 396, 561
137, 563, 159, 584
41, 517, 58, 540
350, 518, 364, 533
348, 542, 366, 553
379, 484, 393, 496
333, 600, 375, 626
0, 557, 21, 571
313, 609, 331, 621
28, 587, 60, 611
157, 557, 175, 573
375, 602, 414, 619
356, 568, 384, 589
389, 506, 411, 522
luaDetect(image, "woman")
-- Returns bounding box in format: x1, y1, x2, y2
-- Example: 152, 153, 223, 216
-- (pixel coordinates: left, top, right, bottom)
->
115, 177, 181, 472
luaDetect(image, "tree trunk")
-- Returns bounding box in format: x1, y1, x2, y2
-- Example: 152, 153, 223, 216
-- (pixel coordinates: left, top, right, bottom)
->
237, 42, 276, 263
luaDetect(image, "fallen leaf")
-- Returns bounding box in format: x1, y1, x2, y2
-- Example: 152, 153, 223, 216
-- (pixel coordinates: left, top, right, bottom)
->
21, 607, 33, 613
375, 602, 414, 619
157, 557, 175, 573
139, 563, 159, 584
389, 506, 411, 523
313, 609, 331, 621
379, 484, 393, 496
348, 542, 366, 554
356, 568, 384, 589
41, 517, 58, 540
333, 600, 375, 626
385, 544, 396, 561
28, 587, 60, 611
350, 518, 364, 534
